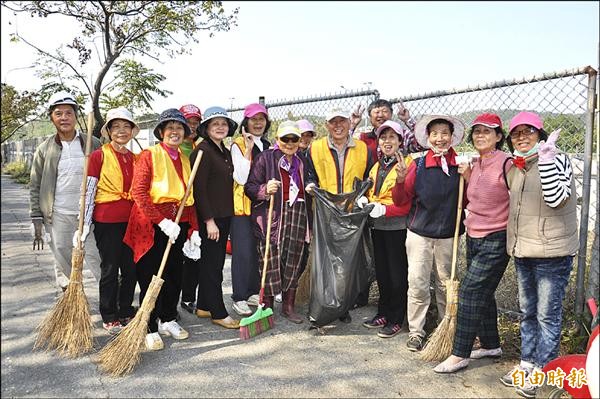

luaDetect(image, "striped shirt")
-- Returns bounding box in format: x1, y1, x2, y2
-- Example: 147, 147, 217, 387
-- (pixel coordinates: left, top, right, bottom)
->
539, 153, 573, 208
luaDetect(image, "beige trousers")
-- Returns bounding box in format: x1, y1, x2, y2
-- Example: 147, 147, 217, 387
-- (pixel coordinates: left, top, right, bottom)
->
405, 229, 453, 338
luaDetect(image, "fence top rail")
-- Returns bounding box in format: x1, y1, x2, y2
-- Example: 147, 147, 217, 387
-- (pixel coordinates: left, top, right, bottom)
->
228, 89, 380, 113
390, 65, 597, 103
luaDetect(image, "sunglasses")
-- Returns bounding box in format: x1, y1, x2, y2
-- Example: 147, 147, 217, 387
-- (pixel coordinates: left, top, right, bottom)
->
279, 135, 300, 144
509, 127, 537, 139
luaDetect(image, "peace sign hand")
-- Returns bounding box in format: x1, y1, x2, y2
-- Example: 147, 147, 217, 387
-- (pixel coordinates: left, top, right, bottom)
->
395, 151, 408, 183
350, 104, 365, 131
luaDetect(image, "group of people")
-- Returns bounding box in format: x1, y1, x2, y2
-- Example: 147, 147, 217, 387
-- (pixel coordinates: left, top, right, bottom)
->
30, 90, 577, 398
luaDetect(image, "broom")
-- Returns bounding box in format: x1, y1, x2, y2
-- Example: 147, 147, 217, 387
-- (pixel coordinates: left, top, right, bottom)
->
239, 194, 275, 339
295, 247, 312, 305
420, 175, 465, 362
97, 149, 204, 376
33, 112, 96, 358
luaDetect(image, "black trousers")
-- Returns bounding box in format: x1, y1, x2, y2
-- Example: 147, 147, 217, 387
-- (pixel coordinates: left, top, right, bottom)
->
196, 217, 231, 320
371, 228, 409, 325
229, 215, 259, 302
93, 221, 137, 323
181, 255, 200, 303
136, 223, 188, 333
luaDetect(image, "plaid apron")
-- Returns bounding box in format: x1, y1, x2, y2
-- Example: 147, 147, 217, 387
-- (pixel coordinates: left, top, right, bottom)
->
258, 201, 307, 296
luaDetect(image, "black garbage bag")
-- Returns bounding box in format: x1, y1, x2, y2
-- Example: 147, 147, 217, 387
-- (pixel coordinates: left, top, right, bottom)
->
308, 178, 375, 327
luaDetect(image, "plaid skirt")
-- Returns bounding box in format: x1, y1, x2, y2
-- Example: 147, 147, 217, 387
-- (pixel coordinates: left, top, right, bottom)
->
258, 201, 307, 296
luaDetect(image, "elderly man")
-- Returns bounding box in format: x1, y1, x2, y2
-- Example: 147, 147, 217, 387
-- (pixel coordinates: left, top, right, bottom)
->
306, 108, 373, 323
29, 90, 102, 290
351, 99, 423, 161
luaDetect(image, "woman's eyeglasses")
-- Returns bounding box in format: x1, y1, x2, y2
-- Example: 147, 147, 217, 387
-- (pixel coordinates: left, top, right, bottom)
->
279, 136, 300, 144
510, 127, 537, 139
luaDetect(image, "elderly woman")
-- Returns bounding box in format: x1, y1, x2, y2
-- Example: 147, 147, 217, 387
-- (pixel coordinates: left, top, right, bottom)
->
190, 106, 240, 329
245, 121, 312, 323
229, 103, 272, 317
359, 120, 413, 338
296, 119, 316, 158
392, 115, 466, 352
80, 107, 139, 335
124, 108, 201, 351
433, 113, 511, 373
499, 112, 578, 399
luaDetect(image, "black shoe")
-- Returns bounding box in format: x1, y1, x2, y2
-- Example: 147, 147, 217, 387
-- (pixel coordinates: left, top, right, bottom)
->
406, 335, 423, 351
180, 301, 195, 314
362, 314, 387, 329
339, 312, 352, 324
377, 323, 402, 338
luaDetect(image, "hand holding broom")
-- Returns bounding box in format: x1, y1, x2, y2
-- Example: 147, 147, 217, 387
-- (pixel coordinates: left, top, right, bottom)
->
98, 149, 204, 376
420, 175, 464, 362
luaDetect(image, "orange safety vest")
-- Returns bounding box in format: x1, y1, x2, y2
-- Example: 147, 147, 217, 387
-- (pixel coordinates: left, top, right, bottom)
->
231, 136, 252, 216
367, 155, 413, 205
310, 136, 368, 194
146, 144, 194, 206
95, 144, 134, 203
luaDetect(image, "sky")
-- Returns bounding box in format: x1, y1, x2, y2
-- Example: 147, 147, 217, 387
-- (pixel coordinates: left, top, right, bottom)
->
1, 1, 598, 116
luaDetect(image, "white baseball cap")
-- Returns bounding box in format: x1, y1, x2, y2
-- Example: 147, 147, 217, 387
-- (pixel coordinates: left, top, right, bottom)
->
47, 90, 78, 111
325, 108, 350, 122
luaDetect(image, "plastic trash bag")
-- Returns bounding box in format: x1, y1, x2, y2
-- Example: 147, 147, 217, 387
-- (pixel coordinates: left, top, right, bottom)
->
308, 178, 375, 327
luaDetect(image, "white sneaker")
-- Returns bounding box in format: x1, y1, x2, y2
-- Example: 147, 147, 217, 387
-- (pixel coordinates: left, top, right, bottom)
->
275, 293, 283, 303
145, 332, 164, 351
158, 320, 189, 340
232, 300, 252, 316
247, 294, 260, 307
470, 347, 502, 359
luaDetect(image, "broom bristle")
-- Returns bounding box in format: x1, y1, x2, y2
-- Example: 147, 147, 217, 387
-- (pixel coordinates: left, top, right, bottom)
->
419, 279, 460, 362
98, 311, 149, 376
34, 250, 93, 358
98, 275, 163, 377
296, 256, 312, 305
239, 305, 274, 340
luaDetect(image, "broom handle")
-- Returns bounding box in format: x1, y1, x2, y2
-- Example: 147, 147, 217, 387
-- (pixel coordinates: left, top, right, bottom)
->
450, 175, 464, 281
75, 112, 95, 250
155, 149, 204, 278
258, 194, 275, 305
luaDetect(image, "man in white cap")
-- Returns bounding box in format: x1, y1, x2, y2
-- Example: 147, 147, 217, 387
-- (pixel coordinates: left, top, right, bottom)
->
305, 108, 374, 323
29, 90, 102, 290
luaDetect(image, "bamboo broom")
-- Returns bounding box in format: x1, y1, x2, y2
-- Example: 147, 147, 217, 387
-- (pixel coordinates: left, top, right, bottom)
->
420, 175, 464, 362
34, 112, 96, 358
98, 149, 204, 377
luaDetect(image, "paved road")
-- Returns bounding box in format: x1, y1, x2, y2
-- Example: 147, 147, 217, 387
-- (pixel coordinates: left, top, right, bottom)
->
1, 174, 517, 398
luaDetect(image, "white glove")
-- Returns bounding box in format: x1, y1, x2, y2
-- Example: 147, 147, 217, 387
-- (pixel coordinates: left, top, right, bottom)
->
183, 231, 202, 260
356, 196, 369, 209
369, 202, 386, 218
158, 218, 181, 244
72, 224, 90, 248
305, 182, 316, 194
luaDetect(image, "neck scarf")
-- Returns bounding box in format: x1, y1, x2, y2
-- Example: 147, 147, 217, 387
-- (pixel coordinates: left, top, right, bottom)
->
160, 142, 180, 161
278, 153, 301, 206
513, 142, 539, 170
431, 146, 450, 176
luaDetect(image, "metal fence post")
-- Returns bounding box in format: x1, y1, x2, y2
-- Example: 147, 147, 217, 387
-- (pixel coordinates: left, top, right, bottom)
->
575, 66, 598, 317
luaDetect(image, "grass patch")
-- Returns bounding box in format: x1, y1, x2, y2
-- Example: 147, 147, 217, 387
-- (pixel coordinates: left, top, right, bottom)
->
2, 161, 31, 185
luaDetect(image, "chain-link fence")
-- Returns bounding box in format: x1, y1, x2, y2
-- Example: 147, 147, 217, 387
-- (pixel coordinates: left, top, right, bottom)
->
2, 66, 597, 315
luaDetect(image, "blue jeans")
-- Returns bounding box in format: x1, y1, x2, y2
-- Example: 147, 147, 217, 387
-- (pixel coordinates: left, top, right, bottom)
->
515, 256, 573, 368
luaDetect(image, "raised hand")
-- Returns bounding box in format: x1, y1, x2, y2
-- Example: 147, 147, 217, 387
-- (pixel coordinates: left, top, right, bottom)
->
394, 151, 408, 183
396, 100, 411, 122
538, 128, 561, 163
350, 104, 365, 131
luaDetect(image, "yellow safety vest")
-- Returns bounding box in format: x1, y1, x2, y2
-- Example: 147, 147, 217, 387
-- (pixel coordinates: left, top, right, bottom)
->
367, 156, 413, 205
231, 136, 252, 216
147, 144, 194, 206
310, 137, 368, 194
95, 144, 134, 203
